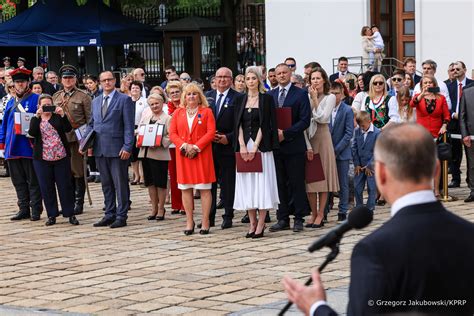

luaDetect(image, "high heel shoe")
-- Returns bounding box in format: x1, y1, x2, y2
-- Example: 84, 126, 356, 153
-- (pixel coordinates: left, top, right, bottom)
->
184, 222, 195, 235
171, 209, 180, 215
199, 228, 210, 235
147, 215, 157, 220
156, 209, 166, 221
312, 219, 324, 228
252, 225, 266, 239
245, 231, 255, 238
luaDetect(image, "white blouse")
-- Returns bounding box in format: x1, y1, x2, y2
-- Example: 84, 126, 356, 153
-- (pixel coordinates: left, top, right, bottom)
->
310, 94, 336, 124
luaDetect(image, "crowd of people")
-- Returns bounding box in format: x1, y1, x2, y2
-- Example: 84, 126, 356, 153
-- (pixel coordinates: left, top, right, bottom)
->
1, 52, 474, 237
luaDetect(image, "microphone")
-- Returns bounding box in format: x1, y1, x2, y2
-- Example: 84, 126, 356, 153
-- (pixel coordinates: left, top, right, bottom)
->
308, 206, 373, 252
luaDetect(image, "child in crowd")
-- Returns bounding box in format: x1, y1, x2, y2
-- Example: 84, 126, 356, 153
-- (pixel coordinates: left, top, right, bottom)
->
365, 25, 384, 70
352, 111, 380, 211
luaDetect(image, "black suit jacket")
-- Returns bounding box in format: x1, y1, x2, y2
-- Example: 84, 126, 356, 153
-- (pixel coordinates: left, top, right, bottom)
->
447, 78, 474, 133
205, 88, 241, 156
317, 201, 474, 316
233, 93, 279, 153
414, 73, 422, 85
267, 85, 310, 155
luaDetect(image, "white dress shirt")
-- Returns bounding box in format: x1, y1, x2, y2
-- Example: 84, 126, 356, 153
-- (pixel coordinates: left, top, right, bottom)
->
215, 88, 230, 114
390, 189, 437, 217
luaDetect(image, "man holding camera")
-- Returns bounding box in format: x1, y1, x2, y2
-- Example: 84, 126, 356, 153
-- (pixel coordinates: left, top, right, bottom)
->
52, 65, 91, 215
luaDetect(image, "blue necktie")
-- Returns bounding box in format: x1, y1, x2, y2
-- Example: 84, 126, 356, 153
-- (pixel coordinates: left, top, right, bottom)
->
216, 93, 224, 115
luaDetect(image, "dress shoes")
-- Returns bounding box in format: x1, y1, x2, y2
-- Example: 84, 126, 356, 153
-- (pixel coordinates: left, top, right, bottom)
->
221, 218, 233, 229
94, 175, 101, 183
147, 215, 157, 220
156, 209, 166, 221
45, 217, 56, 226
199, 229, 210, 235
216, 199, 224, 209
464, 195, 474, 203
69, 216, 80, 225
448, 180, 460, 188
10, 211, 30, 221
184, 222, 195, 235
293, 220, 304, 232
197, 220, 215, 229
30, 213, 41, 221
245, 231, 255, 238
269, 220, 290, 232
110, 219, 127, 228
87, 175, 96, 182
241, 213, 250, 223
93, 217, 116, 227
171, 209, 181, 215
338, 213, 347, 222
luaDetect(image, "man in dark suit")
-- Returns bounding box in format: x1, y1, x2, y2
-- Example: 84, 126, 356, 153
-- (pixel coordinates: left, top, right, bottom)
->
283, 123, 474, 315
32, 66, 56, 96
85, 71, 135, 228
45, 71, 62, 93
459, 83, 474, 202
205, 67, 241, 229
329, 82, 354, 220
447, 61, 473, 188
329, 57, 351, 83
268, 63, 310, 232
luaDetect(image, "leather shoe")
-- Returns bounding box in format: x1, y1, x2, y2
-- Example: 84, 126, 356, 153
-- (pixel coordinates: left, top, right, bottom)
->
221, 218, 232, 229
241, 213, 250, 223
30, 214, 41, 221
216, 199, 224, 209
110, 219, 127, 228
45, 217, 56, 226
448, 180, 460, 188
69, 216, 80, 225
338, 214, 347, 222
93, 217, 115, 227
464, 195, 474, 203
10, 211, 30, 221
293, 220, 304, 232
197, 221, 215, 229
269, 220, 290, 232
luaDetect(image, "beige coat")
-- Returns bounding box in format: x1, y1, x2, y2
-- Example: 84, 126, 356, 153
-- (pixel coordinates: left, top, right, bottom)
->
137, 110, 171, 161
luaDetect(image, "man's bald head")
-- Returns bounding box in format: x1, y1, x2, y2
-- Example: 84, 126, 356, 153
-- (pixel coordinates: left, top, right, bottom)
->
375, 123, 436, 183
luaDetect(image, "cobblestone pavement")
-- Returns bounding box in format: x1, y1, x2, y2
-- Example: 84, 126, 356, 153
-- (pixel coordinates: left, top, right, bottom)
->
0, 176, 473, 315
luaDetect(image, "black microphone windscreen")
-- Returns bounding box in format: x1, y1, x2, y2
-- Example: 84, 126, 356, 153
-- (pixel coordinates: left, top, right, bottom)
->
347, 206, 373, 229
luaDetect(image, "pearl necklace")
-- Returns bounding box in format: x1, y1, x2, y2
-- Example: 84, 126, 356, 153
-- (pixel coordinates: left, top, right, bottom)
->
186, 107, 198, 116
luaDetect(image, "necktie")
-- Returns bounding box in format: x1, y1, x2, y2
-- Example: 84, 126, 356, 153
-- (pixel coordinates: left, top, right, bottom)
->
216, 93, 224, 115
278, 88, 286, 107
102, 95, 109, 118
457, 83, 463, 114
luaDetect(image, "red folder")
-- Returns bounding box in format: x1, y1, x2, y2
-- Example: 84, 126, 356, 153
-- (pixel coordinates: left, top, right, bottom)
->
275, 107, 292, 130
236, 152, 263, 173
305, 153, 325, 183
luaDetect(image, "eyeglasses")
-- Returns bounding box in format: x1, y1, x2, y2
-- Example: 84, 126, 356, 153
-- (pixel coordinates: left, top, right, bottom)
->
165, 71, 172, 75
215, 76, 231, 80
286, 64, 296, 68
100, 78, 115, 83
453, 68, 462, 71
373, 81, 385, 86
181, 77, 191, 81
391, 77, 402, 82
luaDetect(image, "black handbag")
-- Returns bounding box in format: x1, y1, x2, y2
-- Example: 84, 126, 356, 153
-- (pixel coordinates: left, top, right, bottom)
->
437, 134, 452, 161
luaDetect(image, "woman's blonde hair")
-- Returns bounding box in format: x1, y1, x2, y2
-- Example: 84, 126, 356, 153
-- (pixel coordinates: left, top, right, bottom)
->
181, 83, 209, 108
396, 86, 414, 120
244, 66, 266, 93
368, 74, 388, 100
165, 81, 183, 95
147, 93, 164, 104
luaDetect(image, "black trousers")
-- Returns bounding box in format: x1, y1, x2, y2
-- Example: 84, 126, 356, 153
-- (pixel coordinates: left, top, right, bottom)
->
274, 152, 308, 222
449, 139, 463, 182
8, 158, 42, 214
210, 153, 236, 221
33, 158, 74, 218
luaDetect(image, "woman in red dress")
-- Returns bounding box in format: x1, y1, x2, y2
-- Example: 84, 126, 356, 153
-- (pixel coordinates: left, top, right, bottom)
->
410, 74, 450, 197
169, 83, 216, 235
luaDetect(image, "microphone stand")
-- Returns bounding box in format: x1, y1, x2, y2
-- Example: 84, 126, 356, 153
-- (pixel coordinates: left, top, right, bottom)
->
278, 236, 342, 316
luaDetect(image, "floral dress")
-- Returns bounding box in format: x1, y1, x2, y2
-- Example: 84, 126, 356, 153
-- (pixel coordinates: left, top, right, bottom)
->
40, 119, 66, 161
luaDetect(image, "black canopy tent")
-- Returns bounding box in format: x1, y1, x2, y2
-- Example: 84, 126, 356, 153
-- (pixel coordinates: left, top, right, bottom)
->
0, 0, 162, 70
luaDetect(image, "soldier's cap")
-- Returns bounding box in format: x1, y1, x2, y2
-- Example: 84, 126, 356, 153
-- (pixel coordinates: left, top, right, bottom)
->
17, 57, 26, 63
3, 56, 10, 62
59, 64, 77, 78
10, 68, 32, 81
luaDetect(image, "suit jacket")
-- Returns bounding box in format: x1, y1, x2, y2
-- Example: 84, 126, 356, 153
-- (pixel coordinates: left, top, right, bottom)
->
205, 88, 241, 156
137, 110, 171, 161
329, 72, 353, 83
168, 107, 216, 184
352, 125, 379, 168
88, 91, 135, 157
329, 102, 354, 160
233, 93, 279, 152
413, 73, 422, 85
268, 84, 311, 155
447, 78, 474, 133
459, 84, 474, 138
317, 201, 474, 316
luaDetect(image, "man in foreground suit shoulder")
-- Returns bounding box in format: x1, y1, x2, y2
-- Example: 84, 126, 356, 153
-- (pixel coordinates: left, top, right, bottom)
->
283, 123, 474, 316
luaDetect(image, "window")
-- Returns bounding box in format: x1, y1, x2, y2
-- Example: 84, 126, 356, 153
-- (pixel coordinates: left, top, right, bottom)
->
404, 42, 415, 57
404, 0, 415, 12
404, 20, 415, 35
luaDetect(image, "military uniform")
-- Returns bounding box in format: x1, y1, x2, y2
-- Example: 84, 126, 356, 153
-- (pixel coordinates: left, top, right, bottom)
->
52, 65, 91, 214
